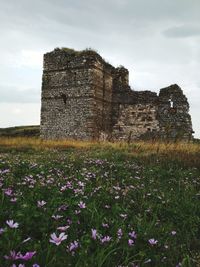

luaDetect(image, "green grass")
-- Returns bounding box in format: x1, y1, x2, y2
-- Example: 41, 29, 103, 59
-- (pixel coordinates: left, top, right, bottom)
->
0, 140, 200, 266
0, 126, 40, 137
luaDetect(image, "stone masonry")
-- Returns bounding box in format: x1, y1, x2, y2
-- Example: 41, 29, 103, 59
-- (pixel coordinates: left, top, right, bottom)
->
40, 48, 194, 141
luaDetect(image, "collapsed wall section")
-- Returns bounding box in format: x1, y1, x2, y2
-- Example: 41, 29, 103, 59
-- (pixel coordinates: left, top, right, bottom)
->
157, 84, 193, 140
111, 88, 159, 140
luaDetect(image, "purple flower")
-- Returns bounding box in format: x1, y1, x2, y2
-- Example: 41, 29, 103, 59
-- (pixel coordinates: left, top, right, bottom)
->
4, 188, 13, 196
33, 264, 40, 267
101, 236, 112, 243
0, 228, 5, 234
57, 225, 70, 231
91, 229, 97, 240
52, 215, 63, 220
148, 238, 158, 245
102, 223, 109, 228
6, 220, 19, 228
4, 250, 21, 260
49, 232, 68, 246
128, 239, 134, 246
20, 251, 36, 261
10, 198, 17, 202
129, 231, 137, 239
37, 200, 46, 207
78, 201, 86, 209
68, 240, 79, 252
171, 231, 176, 235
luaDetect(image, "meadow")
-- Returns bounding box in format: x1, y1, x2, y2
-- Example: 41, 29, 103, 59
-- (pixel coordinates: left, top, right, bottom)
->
0, 138, 200, 267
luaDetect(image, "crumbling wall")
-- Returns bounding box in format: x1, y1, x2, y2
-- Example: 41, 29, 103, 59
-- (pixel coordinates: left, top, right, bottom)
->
157, 84, 193, 140
111, 89, 159, 141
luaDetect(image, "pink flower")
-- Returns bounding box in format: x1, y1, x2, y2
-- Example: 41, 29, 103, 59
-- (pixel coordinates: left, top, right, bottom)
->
78, 201, 86, 209
52, 215, 63, 220
4, 188, 13, 196
4, 250, 21, 260
129, 231, 137, 239
128, 239, 134, 246
37, 200, 46, 207
68, 240, 79, 252
6, 220, 19, 228
148, 238, 158, 245
20, 251, 36, 261
49, 232, 68, 246
91, 229, 97, 240
101, 236, 112, 243
10, 198, 17, 202
57, 225, 70, 231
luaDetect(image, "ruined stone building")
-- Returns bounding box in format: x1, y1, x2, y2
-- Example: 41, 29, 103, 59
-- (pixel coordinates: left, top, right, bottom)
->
40, 48, 193, 141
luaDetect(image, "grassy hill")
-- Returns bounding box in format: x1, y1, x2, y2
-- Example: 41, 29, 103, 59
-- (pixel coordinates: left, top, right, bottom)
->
0, 125, 40, 137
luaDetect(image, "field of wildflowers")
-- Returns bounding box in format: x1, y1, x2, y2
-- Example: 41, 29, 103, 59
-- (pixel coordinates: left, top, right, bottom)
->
0, 138, 200, 266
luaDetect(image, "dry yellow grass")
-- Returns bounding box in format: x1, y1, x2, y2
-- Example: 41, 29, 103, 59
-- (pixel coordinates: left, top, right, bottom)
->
0, 136, 199, 153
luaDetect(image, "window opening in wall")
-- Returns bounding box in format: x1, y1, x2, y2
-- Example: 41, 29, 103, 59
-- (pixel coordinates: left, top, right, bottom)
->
169, 98, 174, 108
61, 94, 67, 105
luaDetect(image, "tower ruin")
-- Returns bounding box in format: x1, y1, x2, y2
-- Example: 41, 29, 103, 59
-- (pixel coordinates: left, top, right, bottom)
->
40, 48, 193, 141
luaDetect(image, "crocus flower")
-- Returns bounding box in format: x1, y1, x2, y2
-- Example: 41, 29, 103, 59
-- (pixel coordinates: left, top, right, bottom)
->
49, 232, 68, 246
57, 225, 70, 231
4, 250, 21, 260
78, 201, 86, 209
68, 240, 79, 252
6, 220, 19, 228
129, 231, 137, 239
128, 239, 134, 246
4, 188, 13, 196
52, 215, 63, 220
0, 228, 5, 234
171, 231, 177, 235
91, 229, 97, 240
37, 200, 46, 207
10, 198, 17, 202
148, 238, 158, 245
20, 251, 36, 261
33, 264, 40, 267
101, 236, 112, 243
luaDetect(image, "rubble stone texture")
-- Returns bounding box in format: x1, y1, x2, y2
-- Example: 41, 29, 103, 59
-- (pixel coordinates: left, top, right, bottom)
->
40, 48, 194, 141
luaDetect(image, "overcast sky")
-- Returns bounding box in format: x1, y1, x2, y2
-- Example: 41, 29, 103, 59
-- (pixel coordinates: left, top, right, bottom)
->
0, 0, 199, 137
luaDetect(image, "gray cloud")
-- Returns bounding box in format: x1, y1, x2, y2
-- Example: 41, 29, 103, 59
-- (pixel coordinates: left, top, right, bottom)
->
163, 25, 200, 38
0, 85, 40, 103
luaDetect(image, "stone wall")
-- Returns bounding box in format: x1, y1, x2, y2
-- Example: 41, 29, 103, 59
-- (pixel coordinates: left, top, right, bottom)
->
40, 48, 194, 141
